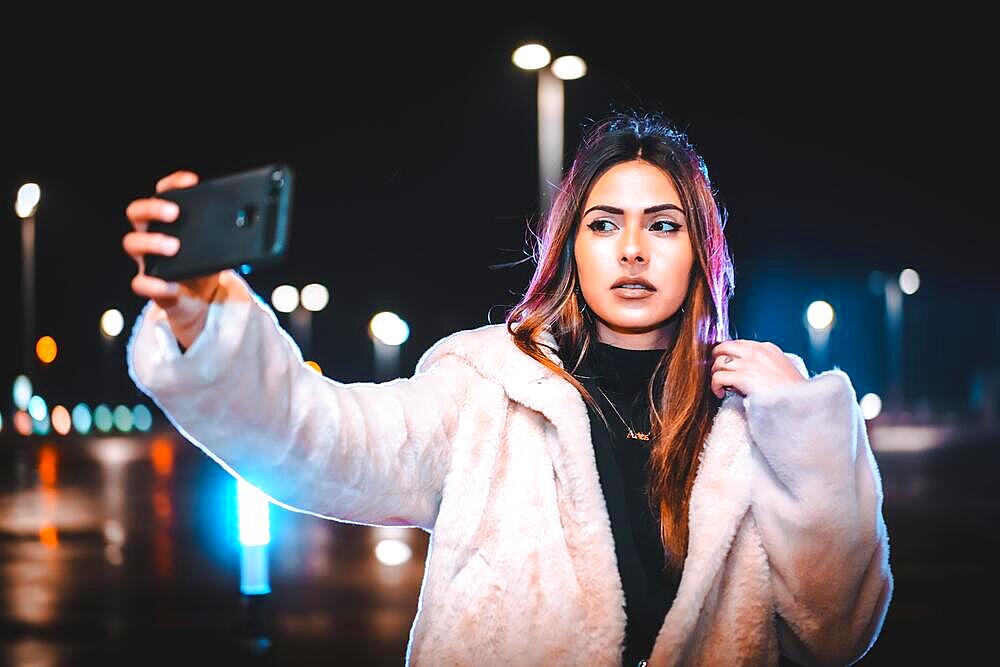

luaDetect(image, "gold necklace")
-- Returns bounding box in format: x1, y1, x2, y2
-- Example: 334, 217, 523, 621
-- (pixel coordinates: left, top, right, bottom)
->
594, 385, 650, 441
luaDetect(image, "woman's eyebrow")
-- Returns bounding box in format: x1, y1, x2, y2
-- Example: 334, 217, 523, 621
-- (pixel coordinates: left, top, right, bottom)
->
583, 203, 685, 216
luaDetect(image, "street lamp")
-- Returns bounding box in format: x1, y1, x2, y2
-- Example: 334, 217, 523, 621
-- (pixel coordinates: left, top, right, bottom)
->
512, 43, 588, 214
804, 299, 836, 372
369, 311, 410, 381
16, 183, 40, 379
870, 268, 920, 415
271, 283, 329, 360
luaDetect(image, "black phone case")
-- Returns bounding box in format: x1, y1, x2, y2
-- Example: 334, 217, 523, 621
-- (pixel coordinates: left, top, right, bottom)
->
145, 163, 294, 282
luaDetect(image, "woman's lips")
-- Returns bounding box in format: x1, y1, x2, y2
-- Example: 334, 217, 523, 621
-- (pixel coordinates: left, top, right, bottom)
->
611, 286, 656, 298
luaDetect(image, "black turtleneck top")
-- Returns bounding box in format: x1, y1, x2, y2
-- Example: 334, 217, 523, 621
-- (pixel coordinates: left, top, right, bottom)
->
558, 340, 681, 667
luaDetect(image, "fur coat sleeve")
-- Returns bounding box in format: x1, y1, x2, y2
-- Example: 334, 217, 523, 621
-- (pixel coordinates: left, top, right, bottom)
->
743, 359, 892, 666
125, 270, 477, 530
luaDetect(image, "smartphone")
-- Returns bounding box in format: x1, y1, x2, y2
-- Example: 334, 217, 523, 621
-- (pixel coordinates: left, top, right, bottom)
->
145, 163, 294, 282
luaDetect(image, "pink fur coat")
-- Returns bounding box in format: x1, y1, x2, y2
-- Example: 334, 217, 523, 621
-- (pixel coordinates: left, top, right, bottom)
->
127, 271, 893, 666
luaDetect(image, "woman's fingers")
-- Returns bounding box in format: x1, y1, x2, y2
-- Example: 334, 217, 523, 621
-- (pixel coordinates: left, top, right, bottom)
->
711, 369, 737, 399
131, 273, 180, 301
122, 230, 180, 263
125, 198, 180, 232
155, 170, 199, 194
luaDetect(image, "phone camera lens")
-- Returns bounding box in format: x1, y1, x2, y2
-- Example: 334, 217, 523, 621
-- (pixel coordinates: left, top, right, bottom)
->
236, 205, 256, 228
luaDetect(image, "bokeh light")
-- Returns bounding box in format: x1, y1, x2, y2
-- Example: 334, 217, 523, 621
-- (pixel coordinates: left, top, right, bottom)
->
899, 268, 920, 295
511, 43, 551, 70
72, 403, 93, 434
14, 410, 32, 436
38, 446, 58, 486
36, 336, 58, 364
552, 55, 587, 80
101, 309, 125, 337
113, 405, 133, 432
132, 404, 153, 432
15, 182, 41, 218
305, 360, 322, 374
32, 414, 51, 436
51, 405, 71, 436
301, 283, 329, 312
237, 479, 271, 547
860, 393, 883, 421
94, 404, 113, 433
805, 300, 835, 331
28, 395, 48, 422
13, 375, 32, 410
151, 438, 174, 476
271, 285, 299, 313
369, 311, 410, 346
375, 539, 412, 566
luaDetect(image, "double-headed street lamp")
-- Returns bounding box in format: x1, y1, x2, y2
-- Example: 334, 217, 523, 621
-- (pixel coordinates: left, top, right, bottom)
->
512, 44, 587, 214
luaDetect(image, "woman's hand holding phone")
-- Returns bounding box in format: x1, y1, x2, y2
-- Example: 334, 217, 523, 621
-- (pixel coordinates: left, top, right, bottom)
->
123, 170, 223, 351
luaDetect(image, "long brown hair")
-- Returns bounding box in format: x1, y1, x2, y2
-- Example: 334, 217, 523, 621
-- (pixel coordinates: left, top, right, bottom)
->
505, 110, 735, 571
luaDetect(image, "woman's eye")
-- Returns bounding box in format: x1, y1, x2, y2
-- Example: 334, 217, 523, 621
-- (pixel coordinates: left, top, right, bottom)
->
651, 220, 680, 233
587, 220, 615, 232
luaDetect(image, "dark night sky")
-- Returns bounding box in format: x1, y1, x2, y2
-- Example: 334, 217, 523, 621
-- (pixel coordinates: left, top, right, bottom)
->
2, 18, 996, 415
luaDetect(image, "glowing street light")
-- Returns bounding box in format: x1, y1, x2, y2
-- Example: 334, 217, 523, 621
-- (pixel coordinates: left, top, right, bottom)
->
551, 55, 587, 80
15, 183, 40, 219
860, 393, 883, 421
805, 301, 835, 331
375, 539, 413, 566
513, 42, 587, 213
101, 309, 125, 337
270, 285, 299, 313
804, 300, 836, 372
369, 311, 410, 381
511, 43, 551, 70
899, 268, 920, 295
300, 283, 329, 312
369, 311, 409, 346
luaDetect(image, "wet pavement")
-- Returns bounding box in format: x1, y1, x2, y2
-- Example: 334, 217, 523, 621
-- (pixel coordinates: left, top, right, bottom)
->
1, 428, 996, 665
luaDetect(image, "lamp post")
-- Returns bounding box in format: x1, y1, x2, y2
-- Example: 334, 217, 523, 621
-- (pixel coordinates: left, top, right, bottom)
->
886, 268, 920, 416
100, 309, 125, 401
271, 283, 329, 361
512, 45, 587, 214
16, 183, 40, 379
804, 299, 836, 372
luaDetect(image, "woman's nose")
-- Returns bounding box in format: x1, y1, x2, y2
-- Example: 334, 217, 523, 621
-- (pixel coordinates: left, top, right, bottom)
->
619, 222, 646, 262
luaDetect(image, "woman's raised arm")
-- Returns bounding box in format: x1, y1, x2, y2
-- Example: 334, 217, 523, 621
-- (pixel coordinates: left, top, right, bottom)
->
127, 269, 478, 530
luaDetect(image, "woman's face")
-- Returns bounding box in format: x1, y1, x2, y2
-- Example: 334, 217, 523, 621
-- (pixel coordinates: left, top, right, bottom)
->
574, 160, 695, 350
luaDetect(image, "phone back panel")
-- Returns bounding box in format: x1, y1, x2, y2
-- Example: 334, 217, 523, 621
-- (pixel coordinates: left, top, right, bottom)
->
145, 164, 293, 282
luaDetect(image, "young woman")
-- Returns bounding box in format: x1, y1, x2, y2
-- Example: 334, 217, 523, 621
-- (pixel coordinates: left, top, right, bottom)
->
123, 111, 893, 666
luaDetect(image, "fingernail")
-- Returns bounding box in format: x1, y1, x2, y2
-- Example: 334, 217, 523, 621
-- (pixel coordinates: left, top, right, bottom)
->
166, 282, 180, 294
163, 203, 180, 219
